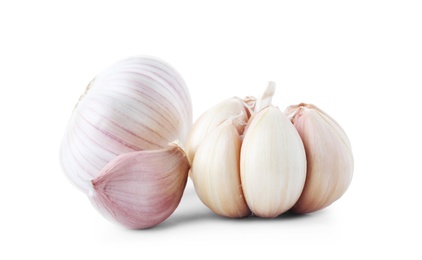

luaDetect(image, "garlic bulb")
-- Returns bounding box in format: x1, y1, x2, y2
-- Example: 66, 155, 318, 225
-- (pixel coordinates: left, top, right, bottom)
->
285, 103, 354, 214
240, 106, 307, 218
60, 56, 192, 193
188, 83, 307, 218
90, 142, 190, 229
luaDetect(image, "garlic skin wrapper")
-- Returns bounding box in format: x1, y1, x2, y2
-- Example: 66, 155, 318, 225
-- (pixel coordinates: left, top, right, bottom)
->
285, 103, 354, 214
90, 142, 190, 229
60, 56, 192, 193
190, 119, 250, 218
240, 106, 307, 218
185, 97, 252, 164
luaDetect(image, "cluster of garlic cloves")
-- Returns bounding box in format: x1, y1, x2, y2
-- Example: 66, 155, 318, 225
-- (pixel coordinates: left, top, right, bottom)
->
187, 83, 353, 218
60, 56, 192, 229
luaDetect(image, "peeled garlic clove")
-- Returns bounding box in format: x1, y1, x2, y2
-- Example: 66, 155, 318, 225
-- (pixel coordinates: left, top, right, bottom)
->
89, 142, 190, 229
60, 56, 192, 193
190, 119, 250, 218
185, 97, 251, 163
285, 104, 354, 214
240, 106, 307, 218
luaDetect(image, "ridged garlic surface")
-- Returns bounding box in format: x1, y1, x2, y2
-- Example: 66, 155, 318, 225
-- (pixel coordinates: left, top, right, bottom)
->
190, 120, 250, 218
240, 106, 307, 218
185, 97, 251, 163
60, 56, 192, 193
90, 142, 190, 229
286, 104, 354, 214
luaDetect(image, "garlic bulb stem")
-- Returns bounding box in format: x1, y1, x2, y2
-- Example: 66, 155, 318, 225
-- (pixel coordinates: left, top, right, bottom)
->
254, 81, 276, 112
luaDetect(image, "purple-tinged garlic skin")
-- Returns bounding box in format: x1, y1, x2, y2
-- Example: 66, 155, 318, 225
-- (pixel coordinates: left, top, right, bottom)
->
60, 56, 192, 193
286, 103, 354, 214
89, 143, 190, 229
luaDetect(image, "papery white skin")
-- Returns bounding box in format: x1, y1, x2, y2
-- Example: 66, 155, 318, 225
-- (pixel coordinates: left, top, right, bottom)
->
286, 104, 354, 214
240, 106, 307, 218
190, 119, 250, 218
89, 142, 190, 229
60, 56, 192, 193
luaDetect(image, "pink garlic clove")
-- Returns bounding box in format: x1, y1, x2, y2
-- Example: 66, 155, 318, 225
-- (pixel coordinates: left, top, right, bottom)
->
286, 103, 354, 214
89, 142, 190, 229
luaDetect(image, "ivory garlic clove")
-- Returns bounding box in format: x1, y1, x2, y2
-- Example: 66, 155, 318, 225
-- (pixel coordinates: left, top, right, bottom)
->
240, 106, 307, 218
60, 56, 192, 193
286, 104, 354, 214
185, 97, 251, 163
190, 119, 250, 218
89, 142, 190, 229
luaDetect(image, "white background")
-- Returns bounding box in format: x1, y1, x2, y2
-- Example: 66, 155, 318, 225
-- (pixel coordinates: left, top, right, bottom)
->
1, 0, 421, 259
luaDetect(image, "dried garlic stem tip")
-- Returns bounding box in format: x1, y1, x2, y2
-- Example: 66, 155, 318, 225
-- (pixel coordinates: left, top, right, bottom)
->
240, 106, 307, 218
254, 81, 276, 112
89, 143, 190, 229
285, 103, 354, 214
190, 120, 251, 218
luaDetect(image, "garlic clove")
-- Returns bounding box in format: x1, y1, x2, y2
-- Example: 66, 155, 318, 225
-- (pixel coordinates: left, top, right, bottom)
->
89, 141, 190, 229
185, 97, 251, 164
60, 56, 192, 193
285, 103, 354, 214
240, 106, 307, 218
190, 119, 251, 218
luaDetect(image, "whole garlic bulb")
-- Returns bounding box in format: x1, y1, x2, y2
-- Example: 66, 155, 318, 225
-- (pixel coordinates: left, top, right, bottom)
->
60, 56, 192, 193
188, 84, 353, 218
285, 103, 354, 214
